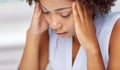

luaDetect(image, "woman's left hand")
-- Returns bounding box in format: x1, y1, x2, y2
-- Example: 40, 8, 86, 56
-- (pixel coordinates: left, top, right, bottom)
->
72, 1, 99, 51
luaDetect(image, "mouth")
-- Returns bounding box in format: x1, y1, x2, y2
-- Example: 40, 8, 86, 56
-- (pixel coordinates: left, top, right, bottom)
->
56, 32, 68, 37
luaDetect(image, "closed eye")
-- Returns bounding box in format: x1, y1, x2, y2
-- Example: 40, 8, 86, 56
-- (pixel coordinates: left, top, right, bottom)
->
61, 12, 72, 18
42, 11, 50, 14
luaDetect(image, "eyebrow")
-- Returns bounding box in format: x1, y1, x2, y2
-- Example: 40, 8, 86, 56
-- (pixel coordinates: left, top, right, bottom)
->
55, 7, 72, 11
40, 3, 72, 12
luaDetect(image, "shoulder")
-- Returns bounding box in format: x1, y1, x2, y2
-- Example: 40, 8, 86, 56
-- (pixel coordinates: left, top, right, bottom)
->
109, 18, 120, 50
110, 18, 120, 46
109, 12, 120, 47
108, 18, 120, 69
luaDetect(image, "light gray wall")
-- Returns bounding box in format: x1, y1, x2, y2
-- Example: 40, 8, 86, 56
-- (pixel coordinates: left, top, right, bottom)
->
0, 0, 33, 70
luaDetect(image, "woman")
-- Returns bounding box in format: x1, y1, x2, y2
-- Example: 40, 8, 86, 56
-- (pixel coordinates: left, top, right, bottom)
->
19, 0, 120, 70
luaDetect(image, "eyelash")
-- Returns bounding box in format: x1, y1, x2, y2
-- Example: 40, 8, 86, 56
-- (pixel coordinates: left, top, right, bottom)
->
43, 12, 71, 18
43, 12, 50, 14
61, 13, 71, 18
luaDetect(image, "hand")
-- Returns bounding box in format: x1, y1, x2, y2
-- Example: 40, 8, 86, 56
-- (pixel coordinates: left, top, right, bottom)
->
27, 2, 49, 37
72, 1, 98, 50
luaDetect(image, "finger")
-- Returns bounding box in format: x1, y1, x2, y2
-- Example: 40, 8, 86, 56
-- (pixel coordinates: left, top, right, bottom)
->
34, 2, 39, 12
34, 2, 42, 18
72, 2, 81, 25
31, 2, 41, 26
83, 6, 96, 32
34, 2, 41, 14
83, 6, 93, 24
76, 0, 84, 23
82, 5, 89, 22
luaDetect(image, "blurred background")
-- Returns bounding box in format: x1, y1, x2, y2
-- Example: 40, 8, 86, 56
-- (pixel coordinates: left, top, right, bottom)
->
0, 0, 34, 70
0, 0, 120, 70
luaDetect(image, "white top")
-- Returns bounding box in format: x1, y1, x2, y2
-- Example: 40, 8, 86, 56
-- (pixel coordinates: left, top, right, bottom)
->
46, 12, 120, 70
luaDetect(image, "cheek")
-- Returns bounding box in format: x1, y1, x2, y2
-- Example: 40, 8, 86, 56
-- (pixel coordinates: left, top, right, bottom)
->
64, 16, 74, 28
64, 19, 75, 33
69, 24, 75, 33
65, 16, 75, 34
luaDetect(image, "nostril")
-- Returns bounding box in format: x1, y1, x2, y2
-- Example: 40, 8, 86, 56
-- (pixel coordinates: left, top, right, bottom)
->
57, 23, 62, 28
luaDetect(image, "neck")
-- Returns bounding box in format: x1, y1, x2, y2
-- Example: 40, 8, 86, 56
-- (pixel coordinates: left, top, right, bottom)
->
73, 36, 80, 46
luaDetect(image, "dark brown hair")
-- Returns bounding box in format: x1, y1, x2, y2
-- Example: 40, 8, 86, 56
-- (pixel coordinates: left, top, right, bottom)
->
26, 0, 116, 14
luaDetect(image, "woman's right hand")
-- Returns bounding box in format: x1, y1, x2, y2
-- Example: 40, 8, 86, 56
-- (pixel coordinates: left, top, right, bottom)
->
27, 2, 49, 37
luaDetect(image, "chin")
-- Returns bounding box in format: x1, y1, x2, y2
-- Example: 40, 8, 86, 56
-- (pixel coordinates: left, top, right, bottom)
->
58, 35, 73, 39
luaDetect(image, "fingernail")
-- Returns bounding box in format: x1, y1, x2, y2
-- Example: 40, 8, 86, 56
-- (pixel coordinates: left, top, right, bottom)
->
72, 2, 76, 9
72, 2, 75, 6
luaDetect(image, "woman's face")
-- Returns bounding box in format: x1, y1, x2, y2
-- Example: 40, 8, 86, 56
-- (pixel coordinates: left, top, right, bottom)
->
40, 0, 75, 38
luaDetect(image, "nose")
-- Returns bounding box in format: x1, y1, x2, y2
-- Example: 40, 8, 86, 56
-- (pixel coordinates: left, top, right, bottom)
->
50, 15, 62, 30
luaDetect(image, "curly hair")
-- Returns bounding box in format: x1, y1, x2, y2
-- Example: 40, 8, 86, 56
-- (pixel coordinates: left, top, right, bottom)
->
26, 0, 116, 14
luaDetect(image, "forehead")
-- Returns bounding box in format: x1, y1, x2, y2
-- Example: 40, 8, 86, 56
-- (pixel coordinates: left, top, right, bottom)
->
40, 0, 73, 11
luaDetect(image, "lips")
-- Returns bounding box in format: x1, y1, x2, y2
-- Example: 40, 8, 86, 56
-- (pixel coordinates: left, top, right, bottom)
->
56, 32, 68, 36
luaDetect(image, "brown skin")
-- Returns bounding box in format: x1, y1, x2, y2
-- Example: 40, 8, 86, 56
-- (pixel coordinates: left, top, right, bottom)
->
39, 31, 49, 70
72, 2, 105, 70
18, 3, 49, 70
19, 0, 120, 70
72, 36, 80, 65
40, 0, 75, 38
108, 19, 120, 70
